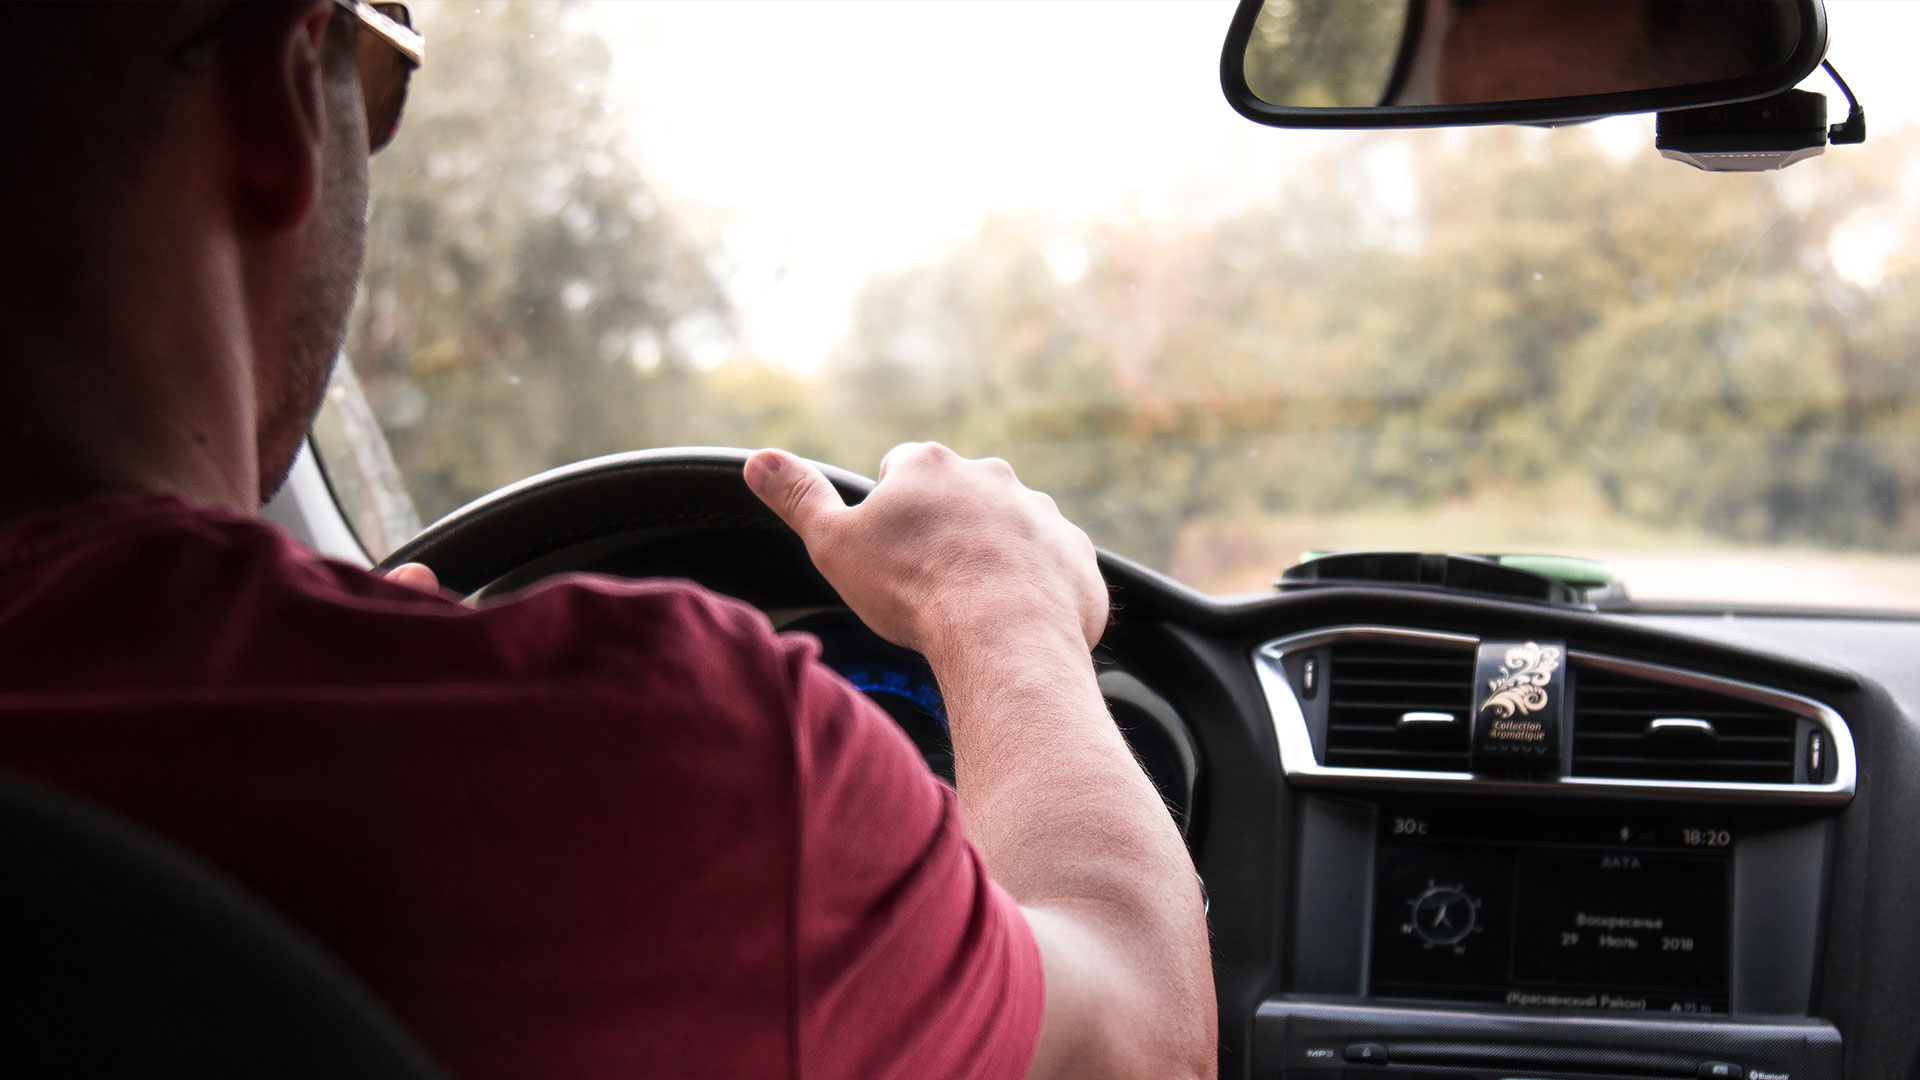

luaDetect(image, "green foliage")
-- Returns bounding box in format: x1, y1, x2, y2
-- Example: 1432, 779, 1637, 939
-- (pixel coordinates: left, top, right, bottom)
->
818, 128, 1920, 566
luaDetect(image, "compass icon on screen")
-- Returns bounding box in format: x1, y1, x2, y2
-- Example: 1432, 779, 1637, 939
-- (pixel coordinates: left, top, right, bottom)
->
1407, 883, 1481, 947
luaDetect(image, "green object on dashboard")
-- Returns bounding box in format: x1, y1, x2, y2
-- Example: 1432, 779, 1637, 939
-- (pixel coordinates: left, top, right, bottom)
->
1493, 554, 1613, 591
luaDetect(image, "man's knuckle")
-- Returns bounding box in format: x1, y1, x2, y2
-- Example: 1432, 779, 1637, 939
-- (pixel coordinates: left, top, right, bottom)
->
782, 472, 821, 514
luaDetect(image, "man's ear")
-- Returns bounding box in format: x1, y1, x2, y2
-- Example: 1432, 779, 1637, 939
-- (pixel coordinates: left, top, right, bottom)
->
227, 1, 336, 233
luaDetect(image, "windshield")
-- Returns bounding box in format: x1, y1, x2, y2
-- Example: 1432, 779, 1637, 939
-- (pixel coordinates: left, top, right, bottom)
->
313, 0, 1920, 611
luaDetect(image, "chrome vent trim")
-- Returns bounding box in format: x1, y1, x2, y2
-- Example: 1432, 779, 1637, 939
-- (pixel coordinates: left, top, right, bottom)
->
1253, 625, 1856, 805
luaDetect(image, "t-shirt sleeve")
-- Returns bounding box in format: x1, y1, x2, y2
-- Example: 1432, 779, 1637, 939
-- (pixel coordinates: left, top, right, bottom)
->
782, 633, 1045, 1080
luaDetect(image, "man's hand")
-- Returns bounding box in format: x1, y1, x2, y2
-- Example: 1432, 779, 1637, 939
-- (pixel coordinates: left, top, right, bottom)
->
384, 562, 440, 593
745, 445, 1216, 1080
743, 444, 1107, 662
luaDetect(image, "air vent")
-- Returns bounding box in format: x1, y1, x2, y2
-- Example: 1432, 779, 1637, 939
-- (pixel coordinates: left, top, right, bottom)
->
1325, 641, 1475, 771
1572, 662, 1799, 783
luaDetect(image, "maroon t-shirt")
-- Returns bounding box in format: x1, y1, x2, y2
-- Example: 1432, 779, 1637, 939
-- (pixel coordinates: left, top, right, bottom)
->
0, 496, 1044, 1080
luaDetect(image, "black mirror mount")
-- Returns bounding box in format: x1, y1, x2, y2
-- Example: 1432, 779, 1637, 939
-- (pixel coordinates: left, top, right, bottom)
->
1654, 89, 1830, 172
1654, 60, 1863, 172
1221, 0, 1832, 134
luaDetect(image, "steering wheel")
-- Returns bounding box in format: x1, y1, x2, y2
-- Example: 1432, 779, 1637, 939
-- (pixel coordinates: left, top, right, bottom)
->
377, 445, 1203, 844
376, 447, 874, 601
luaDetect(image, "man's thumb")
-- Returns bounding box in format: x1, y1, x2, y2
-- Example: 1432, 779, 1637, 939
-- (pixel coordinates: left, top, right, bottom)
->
384, 562, 441, 593
745, 449, 845, 537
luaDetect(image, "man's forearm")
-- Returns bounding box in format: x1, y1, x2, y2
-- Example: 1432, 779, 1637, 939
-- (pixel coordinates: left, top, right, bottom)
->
935, 631, 1180, 904
740, 444, 1216, 1075
928, 622, 1214, 1075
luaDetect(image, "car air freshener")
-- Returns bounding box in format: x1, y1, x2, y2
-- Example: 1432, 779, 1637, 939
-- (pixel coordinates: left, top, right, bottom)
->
1470, 640, 1565, 775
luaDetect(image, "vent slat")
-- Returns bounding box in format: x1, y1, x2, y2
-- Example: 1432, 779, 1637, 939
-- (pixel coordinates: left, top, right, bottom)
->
1577, 722, 1789, 737
1575, 732, 1793, 745
1324, 747, 1468, 760
1576, 704, 1783, 715
1574, 754, 1787, 767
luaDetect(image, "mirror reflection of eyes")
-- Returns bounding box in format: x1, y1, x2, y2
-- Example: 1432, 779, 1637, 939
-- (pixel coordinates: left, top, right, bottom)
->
1242, 0, 1805, 110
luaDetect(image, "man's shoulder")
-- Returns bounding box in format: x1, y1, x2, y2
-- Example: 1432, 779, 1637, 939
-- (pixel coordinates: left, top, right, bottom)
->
0, 494, 803, 710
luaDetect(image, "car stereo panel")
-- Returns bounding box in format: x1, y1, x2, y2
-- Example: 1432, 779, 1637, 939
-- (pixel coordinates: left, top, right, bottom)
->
1370, 810, 1731, 1013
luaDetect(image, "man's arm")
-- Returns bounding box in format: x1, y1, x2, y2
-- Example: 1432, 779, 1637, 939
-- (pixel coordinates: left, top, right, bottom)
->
745, 444, 1215, 1080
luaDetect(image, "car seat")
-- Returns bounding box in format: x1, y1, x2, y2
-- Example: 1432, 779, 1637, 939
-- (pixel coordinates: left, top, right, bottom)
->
0, 773, 443, 1078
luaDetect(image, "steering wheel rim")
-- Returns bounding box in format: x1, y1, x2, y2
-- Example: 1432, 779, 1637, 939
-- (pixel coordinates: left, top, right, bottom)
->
376, 447, 874, 597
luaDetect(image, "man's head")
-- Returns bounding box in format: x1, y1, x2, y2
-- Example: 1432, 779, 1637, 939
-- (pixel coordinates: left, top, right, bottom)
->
0, 1, 418, 513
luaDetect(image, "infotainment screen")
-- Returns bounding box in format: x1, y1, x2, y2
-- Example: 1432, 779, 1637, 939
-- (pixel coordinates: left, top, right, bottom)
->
1369, 807, 1732, 1014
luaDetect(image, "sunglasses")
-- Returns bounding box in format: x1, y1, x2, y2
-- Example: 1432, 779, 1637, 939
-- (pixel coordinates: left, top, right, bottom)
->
337, 0, 422, 154
174, 1, 424, 156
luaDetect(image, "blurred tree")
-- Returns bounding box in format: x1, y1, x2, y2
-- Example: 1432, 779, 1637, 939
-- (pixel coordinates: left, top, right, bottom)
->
342, 0, 729, 523
822, 125, 1920, 567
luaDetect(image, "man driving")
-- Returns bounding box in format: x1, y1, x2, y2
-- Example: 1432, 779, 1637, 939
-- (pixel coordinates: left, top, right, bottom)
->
0, 2, 1215, 1078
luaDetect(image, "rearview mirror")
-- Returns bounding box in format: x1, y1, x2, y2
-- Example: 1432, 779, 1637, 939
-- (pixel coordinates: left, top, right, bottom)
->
1222, 0, 1827, 128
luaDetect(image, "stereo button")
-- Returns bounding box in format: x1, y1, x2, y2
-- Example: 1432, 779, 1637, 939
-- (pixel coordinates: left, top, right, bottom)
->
1699, 1064, 1743, 1079
1342, 1043, 1388, 1064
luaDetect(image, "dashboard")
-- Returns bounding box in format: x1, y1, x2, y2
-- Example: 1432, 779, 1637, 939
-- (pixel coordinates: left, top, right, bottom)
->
427, 459, 1920, 1080
750, 560, 1918, 1080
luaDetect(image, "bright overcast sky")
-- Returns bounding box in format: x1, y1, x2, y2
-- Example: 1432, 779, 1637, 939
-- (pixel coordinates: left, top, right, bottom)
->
581, 0, 1920, 371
